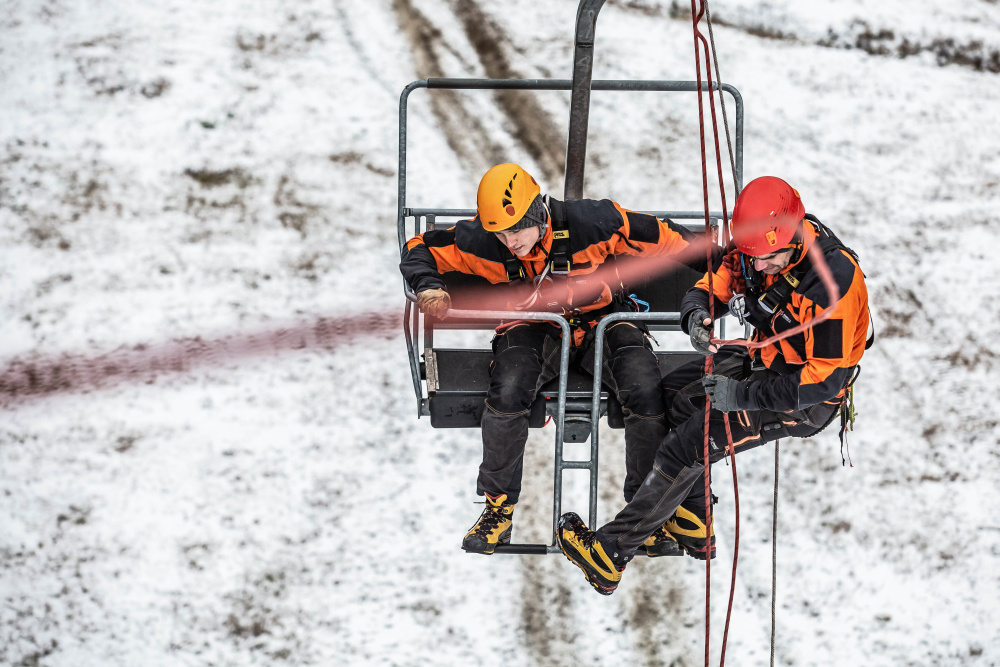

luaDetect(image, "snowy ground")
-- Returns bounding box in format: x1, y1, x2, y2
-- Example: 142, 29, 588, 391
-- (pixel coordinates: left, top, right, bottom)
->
2, 0, 999, 665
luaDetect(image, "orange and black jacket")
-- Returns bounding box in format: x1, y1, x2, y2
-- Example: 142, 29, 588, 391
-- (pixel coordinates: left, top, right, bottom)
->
401, 197, 720, 343
680, 218, 870, 412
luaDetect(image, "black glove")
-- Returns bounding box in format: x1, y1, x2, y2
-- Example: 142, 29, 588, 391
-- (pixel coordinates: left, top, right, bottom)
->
687, 309, 716, 355
702, 374, 743, 413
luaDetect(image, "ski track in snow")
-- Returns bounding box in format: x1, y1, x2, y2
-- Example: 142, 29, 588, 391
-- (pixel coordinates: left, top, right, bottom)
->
1, 0, 999, 665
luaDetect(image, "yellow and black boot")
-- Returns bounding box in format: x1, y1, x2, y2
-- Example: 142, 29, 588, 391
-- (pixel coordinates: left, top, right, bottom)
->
643, 522, 684, 557
462, 493, 515, 554
666, 501, 716, 560
556, 512, 625, 595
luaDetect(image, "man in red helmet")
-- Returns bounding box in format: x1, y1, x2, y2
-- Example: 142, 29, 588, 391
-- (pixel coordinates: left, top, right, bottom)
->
557, 176, 871, 595
400, 163, 721, 555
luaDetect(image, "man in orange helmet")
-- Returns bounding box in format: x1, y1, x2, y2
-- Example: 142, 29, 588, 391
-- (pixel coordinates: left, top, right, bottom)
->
557, 176, 871, 595
400, 163, 721, 555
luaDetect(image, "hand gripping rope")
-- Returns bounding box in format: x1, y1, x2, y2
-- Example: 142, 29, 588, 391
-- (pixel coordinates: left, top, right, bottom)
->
687, 3, 842, 666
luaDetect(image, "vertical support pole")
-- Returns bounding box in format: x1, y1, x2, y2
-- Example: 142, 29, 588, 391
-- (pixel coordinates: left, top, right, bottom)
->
564, 0, 607, 201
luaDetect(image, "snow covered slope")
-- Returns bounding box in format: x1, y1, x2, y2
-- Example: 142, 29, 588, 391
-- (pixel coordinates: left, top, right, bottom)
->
1, 0, 998, 664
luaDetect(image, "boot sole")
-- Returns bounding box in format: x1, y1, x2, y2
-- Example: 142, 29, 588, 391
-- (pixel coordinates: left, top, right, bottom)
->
557, 546, 618, 595
642, 543, 685, 558
675, 536, 717, 560
462, 526, 512, 555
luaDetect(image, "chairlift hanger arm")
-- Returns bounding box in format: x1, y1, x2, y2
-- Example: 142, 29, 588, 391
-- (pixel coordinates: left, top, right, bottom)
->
565, 0, 607, 201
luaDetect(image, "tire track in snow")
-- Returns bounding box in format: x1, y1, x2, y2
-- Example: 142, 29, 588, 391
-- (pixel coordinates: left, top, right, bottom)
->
450, 0, 566, 186
391, 0, 506, 176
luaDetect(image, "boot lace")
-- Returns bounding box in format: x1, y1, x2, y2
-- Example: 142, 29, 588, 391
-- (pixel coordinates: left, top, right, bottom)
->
650, 524, 671, 542
471, 505, 504, 538
567, 514, 597, 547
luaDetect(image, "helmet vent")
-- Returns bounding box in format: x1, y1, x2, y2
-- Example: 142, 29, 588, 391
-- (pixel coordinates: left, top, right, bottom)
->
502, 174, 517, 215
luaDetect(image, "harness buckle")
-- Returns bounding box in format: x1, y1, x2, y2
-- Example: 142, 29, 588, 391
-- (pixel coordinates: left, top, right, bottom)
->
560, 307, 583, 326
758, 272, 799, 314
550, 258, 572, 275
757, 290, 782, 315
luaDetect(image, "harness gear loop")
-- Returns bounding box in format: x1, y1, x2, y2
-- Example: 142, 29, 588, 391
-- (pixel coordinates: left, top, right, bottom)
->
837, 365, 862, 467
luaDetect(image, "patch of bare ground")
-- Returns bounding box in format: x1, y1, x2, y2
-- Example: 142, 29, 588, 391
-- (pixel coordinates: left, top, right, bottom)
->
666, 6, 1000, 73
451, 1, 566, 185
391, 0, 506, 176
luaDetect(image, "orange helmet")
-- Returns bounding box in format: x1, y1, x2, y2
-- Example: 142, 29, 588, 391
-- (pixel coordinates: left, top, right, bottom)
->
731, 176, 805, 255
477, 163, 542, 232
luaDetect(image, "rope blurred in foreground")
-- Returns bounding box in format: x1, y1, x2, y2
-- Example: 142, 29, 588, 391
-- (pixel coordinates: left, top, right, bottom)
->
0, 312, 399, 407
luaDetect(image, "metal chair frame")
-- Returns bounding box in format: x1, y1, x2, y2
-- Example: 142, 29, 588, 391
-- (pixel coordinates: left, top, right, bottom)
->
397, 2, 744, 553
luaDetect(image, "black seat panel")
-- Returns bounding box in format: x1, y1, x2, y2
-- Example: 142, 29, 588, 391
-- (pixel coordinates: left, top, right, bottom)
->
427, 349, 704, 428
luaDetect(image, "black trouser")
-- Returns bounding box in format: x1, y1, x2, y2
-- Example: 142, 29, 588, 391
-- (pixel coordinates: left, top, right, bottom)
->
478, 321, 667, 505
596, 347, 840, 562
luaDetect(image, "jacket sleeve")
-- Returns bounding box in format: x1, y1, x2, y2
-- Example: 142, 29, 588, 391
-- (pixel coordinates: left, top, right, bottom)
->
679, 265, 737, 331
399, 228, 476, 294
609, 204, 724, 273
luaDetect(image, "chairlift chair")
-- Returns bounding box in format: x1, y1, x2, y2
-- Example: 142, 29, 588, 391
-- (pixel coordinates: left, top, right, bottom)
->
398, 0, 744, 554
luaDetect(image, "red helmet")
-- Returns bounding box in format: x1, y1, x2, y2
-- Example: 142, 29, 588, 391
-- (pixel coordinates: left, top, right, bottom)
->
731, 176, 805, 255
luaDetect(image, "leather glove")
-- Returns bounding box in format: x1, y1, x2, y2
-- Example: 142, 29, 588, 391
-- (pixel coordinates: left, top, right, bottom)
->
416, 288, 451, 318
687, 308, 716, 355
702, 374, 742, 413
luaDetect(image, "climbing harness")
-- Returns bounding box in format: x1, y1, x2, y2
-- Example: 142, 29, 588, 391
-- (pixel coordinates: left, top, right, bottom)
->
739, 215, 858, 333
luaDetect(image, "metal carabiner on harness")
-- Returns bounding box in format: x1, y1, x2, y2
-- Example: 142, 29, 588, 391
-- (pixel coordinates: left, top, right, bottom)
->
629, 293, 651, 312
728, 293, 747, 326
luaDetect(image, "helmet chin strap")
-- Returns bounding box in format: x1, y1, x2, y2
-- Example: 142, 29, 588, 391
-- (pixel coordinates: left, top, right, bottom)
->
537, 197, 550, 238
787, 219, 810, 264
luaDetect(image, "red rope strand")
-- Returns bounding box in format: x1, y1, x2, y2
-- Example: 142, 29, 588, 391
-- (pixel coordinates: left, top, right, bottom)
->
719, 413, 740, 666
687, 3, 845, 664
689, 1, 742, 664
689, 2, 716, 664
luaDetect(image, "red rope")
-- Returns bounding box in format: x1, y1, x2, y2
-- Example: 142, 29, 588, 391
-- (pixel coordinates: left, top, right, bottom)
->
688, 2, 717, 664
686, 3, 845, 663
719, 413, 740, 666
689, 1, 741, 664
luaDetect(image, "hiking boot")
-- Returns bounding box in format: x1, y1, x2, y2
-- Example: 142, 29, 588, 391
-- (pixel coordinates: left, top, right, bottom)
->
462, 493, 514, 554
556, 512, 624, 595
642, 522, 684, 557
666, 501, 716, 560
